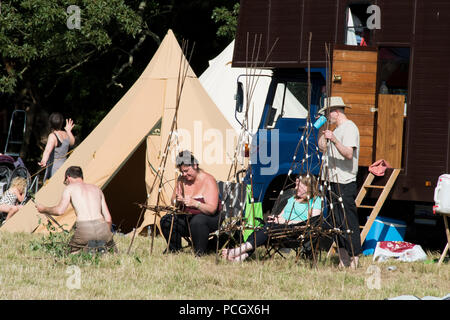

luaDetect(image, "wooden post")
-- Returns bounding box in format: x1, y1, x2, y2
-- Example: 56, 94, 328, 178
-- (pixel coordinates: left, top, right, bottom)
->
438, 215, 450, 266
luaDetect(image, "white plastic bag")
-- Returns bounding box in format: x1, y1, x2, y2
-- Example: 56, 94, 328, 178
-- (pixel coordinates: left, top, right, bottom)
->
373, 241, 427, 262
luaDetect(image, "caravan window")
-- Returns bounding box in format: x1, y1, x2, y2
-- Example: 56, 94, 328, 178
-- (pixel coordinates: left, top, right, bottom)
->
378, 47, 410, 114
266, 81, 308, 129
345, 3, 375, 47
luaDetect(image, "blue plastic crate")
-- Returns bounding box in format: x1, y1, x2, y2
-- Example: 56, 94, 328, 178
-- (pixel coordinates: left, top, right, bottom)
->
362, 216, 407, 255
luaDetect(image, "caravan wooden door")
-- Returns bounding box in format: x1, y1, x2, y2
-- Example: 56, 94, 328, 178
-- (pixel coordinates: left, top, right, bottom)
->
331, 46, 378, 167
375, 94, 405, 168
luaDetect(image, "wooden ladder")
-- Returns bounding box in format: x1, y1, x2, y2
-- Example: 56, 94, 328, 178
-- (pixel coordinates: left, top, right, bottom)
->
358, 168, 401, 245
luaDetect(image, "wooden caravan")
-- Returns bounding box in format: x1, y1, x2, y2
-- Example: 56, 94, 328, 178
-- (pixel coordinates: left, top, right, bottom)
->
233, 0, 450, 204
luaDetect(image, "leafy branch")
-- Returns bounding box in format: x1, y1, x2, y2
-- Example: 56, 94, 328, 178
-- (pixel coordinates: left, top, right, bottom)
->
211, 2, 240, 40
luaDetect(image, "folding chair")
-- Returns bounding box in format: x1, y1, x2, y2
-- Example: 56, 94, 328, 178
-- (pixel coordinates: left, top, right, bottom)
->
211, 181, 247, 255
162, 181, 244, 254
264, 216, 326, 261
263, 188, 336, 263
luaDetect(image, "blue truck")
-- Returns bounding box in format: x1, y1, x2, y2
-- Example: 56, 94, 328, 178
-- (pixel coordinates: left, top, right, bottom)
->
236, 68, 326, 213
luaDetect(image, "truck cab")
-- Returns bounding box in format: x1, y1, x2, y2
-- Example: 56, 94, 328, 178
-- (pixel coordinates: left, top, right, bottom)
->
238, 68, 326, 213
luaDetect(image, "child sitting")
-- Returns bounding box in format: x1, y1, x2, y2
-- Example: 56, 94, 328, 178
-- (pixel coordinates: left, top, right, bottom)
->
0, 177, 27, 224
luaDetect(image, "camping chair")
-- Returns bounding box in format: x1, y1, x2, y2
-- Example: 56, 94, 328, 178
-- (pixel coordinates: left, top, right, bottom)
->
211, 181, 248, 254
178, 180, 245, 252
264, 215, 326, 261
263, 188, 334, 262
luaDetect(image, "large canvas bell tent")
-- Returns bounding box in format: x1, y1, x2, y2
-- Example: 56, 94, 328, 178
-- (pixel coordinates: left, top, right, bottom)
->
1, 30, 236, 235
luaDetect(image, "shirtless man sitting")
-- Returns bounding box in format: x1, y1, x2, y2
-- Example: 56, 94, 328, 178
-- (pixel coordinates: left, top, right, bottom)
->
35, 166, 116, 253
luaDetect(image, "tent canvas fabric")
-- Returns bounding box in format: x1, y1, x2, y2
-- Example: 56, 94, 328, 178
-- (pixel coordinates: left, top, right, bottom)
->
199, 40, 308, 135
1, 29, 236, 235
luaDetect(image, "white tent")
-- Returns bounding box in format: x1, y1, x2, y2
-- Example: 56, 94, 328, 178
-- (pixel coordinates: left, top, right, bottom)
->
199, 40, 307, 135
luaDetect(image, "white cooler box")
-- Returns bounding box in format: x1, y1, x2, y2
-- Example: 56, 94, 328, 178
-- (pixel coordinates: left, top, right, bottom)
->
434, 174, 450, 215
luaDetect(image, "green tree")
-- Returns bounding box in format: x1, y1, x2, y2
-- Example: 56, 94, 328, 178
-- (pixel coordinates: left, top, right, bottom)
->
0, 0, 145, 93
0, 0, 160, 164
211, 2, 239, 40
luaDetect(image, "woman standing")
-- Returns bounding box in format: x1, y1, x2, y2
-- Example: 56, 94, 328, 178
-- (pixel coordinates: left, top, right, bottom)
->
38, 113, 75, 181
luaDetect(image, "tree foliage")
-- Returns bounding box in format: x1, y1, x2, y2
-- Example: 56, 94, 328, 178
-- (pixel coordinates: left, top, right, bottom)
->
0, 0, 145, 94
211, 2, 239, 40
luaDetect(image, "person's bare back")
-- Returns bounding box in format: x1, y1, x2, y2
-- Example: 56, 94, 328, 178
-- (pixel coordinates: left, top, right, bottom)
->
35, 166, 116, 253
68, 182, 109, 223
36, 167, 112, 228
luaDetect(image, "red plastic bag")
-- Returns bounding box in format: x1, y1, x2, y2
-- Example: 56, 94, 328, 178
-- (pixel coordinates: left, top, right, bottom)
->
373, 241, 427, 262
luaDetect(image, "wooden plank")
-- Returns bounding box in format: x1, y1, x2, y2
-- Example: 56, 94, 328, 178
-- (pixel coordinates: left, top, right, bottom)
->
438, 216, 450, 266
358, 205, 375, 209
333, 50, 378, 63
375, 94, 405, 168
360, 146, 374, 166
360, 135, 374, 148
331, 71, 377, 83
356, 173, 375, 206
333, 61, 378, 73
345, 103, 376, 114
365, 185, 385, 189
347, 114, 375, 126
360, 146, 374, 156
358, 125, 375, 137
332, 82, 376, 95
339, 93, 375, 105
360, 148, 373, 158
359, 154, 373, 167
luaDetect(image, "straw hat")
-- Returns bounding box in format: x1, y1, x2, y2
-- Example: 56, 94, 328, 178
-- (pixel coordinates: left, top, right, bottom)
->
318, 96, 351, 114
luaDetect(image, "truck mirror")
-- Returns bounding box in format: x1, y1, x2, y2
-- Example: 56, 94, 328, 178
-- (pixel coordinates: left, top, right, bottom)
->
235, 81, 244, 113
266, 107, 277, 128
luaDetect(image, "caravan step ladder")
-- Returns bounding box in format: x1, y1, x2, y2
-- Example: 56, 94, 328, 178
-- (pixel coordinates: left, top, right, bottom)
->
358, 168, 401, 245
327, 168, 401, 258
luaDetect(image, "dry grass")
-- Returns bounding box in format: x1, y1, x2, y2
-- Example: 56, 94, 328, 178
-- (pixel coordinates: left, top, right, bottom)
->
0, 230, 448, 300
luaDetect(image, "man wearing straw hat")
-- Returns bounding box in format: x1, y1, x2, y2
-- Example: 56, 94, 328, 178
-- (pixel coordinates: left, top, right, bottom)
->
318, 96, 361, 269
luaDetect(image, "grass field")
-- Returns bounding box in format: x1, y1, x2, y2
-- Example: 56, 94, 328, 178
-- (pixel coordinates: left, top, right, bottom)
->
0, 230, 448, 300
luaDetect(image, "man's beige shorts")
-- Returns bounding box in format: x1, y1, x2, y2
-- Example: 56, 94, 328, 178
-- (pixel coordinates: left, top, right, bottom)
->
69, 219, 116, 253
